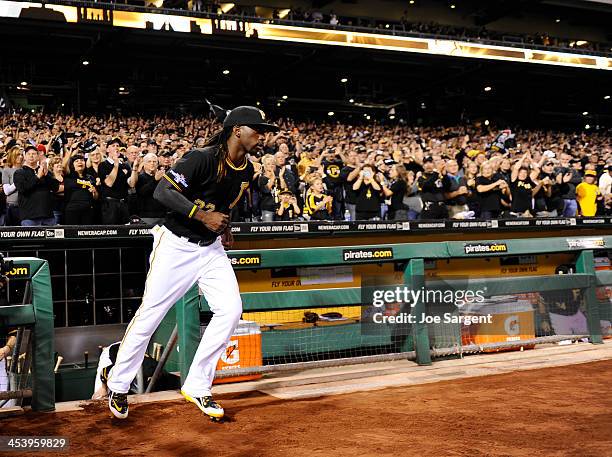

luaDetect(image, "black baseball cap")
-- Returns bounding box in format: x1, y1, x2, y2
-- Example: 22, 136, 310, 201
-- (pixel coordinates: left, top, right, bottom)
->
423, 156, 434, 163
107, 137, 125, 148
80, 139, 98, 153
223, 106, 279, 132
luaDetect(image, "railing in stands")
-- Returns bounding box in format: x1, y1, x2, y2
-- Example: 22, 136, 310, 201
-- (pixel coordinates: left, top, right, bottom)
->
8, 0, 610, 57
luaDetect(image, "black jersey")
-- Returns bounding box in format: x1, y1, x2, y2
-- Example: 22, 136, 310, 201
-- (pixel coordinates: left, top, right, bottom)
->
162, 146, 254, 243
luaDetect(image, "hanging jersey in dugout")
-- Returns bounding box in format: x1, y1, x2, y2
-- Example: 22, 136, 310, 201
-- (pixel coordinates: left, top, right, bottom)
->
162, 146, 254, 244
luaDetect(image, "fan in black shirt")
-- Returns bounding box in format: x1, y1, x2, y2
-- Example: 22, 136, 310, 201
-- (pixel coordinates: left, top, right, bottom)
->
97, 138, 132, 224
534, 162, 563, 216
353, 164, 382, 220
417, 157, 447, 220
509, 157, 543, 216
339, 151, 361, 221
321, 152, 345, 220
13, 145, 60, 226
63, 155, 98, 225
381, 164, 410, 220
136, 153, 166, 225
276, 189, 301, 221
475, 162, 508, 219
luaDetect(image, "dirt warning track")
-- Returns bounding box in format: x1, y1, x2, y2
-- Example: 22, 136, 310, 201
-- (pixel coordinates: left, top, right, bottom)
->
5, 359, 612, 457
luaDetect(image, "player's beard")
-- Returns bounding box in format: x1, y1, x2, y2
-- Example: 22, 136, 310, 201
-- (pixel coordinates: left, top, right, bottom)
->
250, 142, 263, 155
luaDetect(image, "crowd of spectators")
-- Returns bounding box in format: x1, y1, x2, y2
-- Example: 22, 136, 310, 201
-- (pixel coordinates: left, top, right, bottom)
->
0, 112, 610, 226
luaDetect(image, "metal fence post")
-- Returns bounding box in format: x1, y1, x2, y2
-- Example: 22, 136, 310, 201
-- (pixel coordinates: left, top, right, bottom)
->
576, 250, 603, 344
404, 259, 432, 365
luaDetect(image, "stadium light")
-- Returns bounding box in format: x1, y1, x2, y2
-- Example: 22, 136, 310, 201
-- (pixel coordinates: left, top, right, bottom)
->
604, 95, 611, 100
385, 24, 390, 28
410, 0, 415, 4
328, 111, 335, 116
555, 18, 560, 23
340, 78, 348, 83
256, 101, 261, 106
420, 102, 426, 109
119, 86, 125, 91
366, 115, 371, 120
389, 115, 395, 120
219, 3, 235, 13
582, 111, 589, 115
276, 102, 281, 106
484, 119, 490, 126
585, 124, 591, 129
450, 4, 456, 9
61, 103, 65, 107
20, 81, 28, 86
222, 69, 230, 75
484, 86, 492, 92
82, 60, 89, 66
282, 95, 288, 99
349, 98, 355, 103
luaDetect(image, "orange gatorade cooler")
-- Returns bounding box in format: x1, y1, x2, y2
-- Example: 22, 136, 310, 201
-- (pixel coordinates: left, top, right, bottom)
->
212, 320, 263, 384
462, 296, 535, 351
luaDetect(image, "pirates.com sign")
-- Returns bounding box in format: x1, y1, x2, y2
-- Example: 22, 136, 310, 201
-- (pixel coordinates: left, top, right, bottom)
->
566, 238, 606, 250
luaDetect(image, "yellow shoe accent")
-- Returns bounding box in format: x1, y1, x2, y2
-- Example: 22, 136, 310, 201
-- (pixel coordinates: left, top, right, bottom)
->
181, 390, 224, 418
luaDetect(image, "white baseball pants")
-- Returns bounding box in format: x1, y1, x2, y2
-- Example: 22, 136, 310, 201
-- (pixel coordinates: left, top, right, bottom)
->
107, 225, 242, 397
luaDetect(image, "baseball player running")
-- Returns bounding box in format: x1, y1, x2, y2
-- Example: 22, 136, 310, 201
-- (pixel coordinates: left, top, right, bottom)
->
106, 106, 279, 420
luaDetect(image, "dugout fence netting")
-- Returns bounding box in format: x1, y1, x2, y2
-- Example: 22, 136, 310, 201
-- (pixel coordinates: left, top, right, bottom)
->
0, 326, 34, 408
0, 273, 35, 409
208, 266, 612, 379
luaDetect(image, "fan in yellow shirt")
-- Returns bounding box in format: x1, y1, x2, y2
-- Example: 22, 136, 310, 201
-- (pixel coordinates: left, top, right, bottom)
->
576, 170, 601, 217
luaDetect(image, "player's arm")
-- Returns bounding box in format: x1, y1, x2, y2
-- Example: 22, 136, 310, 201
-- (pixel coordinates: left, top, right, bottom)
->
154, 150, 228, 232
154, 179, 228, 232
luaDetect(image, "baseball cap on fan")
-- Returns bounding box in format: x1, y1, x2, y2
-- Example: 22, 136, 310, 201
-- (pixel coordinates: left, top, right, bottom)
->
223, 106, 280, 132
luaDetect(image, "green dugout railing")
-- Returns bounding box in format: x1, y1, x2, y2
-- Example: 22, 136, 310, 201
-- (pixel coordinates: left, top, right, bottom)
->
168, 235, 612, 379
0, 258, 55, 412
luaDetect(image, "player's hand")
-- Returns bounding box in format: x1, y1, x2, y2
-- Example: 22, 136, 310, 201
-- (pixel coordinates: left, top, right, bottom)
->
197, 211, 229, 233
0, 346, 10, 361
221, 226, 234, 250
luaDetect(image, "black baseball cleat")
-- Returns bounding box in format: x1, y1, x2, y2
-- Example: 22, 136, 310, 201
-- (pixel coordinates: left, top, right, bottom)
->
108, 390, 129, 419
181, 390, 224, 421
